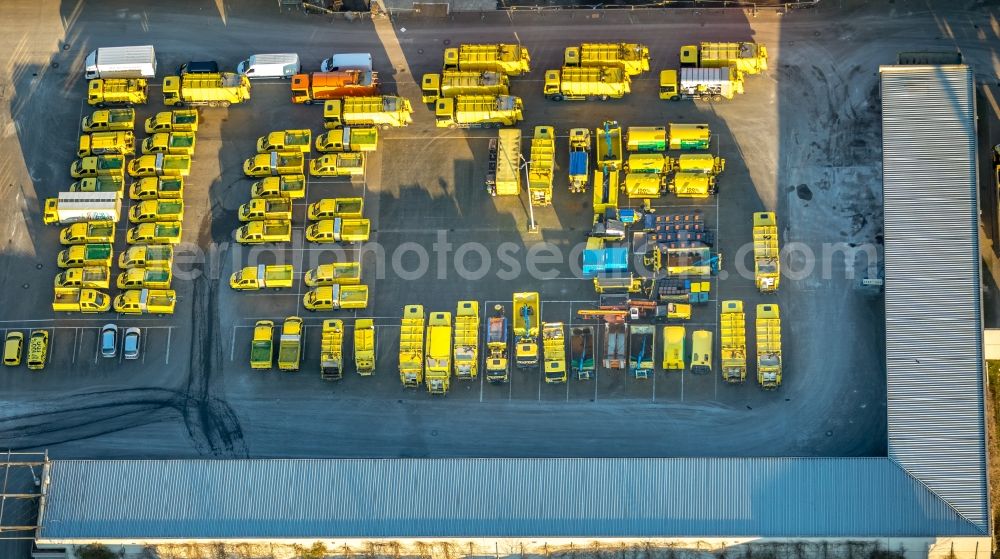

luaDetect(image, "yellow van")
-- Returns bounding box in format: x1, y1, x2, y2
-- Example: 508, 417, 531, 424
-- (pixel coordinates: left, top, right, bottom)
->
662, 326, 685, 371
4, 331, 24, 366
690, 330, 713, 375
27, 330, 50, 371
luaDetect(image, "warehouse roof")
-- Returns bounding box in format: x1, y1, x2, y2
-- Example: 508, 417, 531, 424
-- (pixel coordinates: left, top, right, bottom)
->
879, 64, 988, 531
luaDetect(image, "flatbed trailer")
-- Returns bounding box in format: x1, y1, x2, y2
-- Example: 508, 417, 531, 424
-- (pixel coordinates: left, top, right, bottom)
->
570, 326, 596, 380
628, 324, 655, 379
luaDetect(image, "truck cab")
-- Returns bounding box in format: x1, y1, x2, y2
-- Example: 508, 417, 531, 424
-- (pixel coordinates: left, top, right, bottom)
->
250, 320, 275, 369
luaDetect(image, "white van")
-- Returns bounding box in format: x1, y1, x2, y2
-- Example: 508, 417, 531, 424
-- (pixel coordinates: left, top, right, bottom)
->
320, 53, 373, 73
85, 45, 157, 80
236, 53, 301, 79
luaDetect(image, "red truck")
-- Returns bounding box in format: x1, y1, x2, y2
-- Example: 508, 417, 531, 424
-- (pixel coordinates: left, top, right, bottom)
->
290, 70, 379, 104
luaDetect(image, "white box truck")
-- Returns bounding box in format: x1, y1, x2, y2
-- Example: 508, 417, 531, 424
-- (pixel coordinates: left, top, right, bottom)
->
85, 46, 157, 80
43, 192, 122, 225
320, 53, 373, 73
236, 53, 300, 79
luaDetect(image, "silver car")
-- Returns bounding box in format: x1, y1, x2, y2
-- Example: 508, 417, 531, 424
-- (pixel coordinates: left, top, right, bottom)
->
100, 324, 118, 358
122, 327, 141, 360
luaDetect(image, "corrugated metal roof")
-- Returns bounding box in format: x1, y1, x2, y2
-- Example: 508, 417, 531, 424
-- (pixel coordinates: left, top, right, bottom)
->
37, 458, 980, 541
879, 64, 988, 531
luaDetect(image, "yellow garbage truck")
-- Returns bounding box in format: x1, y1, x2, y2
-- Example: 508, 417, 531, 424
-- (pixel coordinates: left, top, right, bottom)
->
720, 300, 747, 383
421, 70, 509, 103
162, 72, 251, 107
756, 304, 782, 389
680, 42, 768, 75
323, 96, 413, 129
87, 78, 148, 106
752, 212, 780, 292
543, 67, 630, 101
443, 43, 531, 75
425, 312, 452, 395
542, 322, 567, 384
453, 301, 479, 380
399, 305, 425, 388
513, 292, 540, 369
435, 95, 523, 128
354, 318, 376, 376
528, 126, 555, 206
320, 319, 345, 381
484, 305, 509, 383
565, 43, 650, 76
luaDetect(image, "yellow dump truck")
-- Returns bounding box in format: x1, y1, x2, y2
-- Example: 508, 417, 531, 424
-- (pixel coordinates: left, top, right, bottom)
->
565, 43, 650, 76
144, 110, 199, 133
87, 78, 148, 106
243, 151, 304, 177
484, 305, 509, 383
127, 221, 182, 244
720, 300, 747, 384
238, 198, 293, 222
320, 319, 345, 381
435, 95, 523, 128
662, 325, 685, 371
257, 129, 312, 153
128, 154, 192, 178
543, 67, 630, 101
314, 127, 378, 153
756, 304, 782, 389
425, 312, 452, 395
309, 153, 365, 177
680, 42, 768, 75
399, 305, 425, 387
229, 264, 294, 290
453, 300, 479, 380
163, 72, 251, 107
130, 177, 183, 200
304, 261, 362, 286
60, 221, 115, 245
487, 128, 521, 197
443, 43, 531, 76
70, 176, 124, 193
82, 108, 135, 132
113, 288, 176, 315
668, 123, 711, 150
70, 155, 126, 179
752, 212, 780, 292
129, 199, 184, 223
78, 131, 135, 157
305, 218, 370, 243
568, 128, 591, 193
54, 266, 111, 289
542, 322, 567, 384
513, 291, 540, 369
626, 127, 666, 152
234, 220, 292, 244
659, 67, 745, 101
323, 96, 413, 129
118, 245, 172, 268
421, 70, 510, 103
250, 320, 275, 370
52, 288, 111, 313
250, 175, 306, 199
307, 197, 364, 220
302, 284, 369, 311
58, 244, 113, 268
277, 316, 303, 372
528, 126, 555, 206
116, 267, 172, 290
354, 318, 376, 376
141, 132, 196, 155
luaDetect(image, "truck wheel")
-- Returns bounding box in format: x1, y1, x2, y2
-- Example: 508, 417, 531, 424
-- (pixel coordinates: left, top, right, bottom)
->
551, 94, 564, 102
600, 95, 609, 101
208, 101, 219, 108
669, 95, 680, 102
305, 100, 313, 105
712, 95, 723, 102
380, 124, 390, 130
222, 101, 231, 108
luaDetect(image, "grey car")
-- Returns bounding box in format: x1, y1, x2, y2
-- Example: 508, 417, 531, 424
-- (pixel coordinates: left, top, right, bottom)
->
122, 327, 141, 360
100, 324, 118, 358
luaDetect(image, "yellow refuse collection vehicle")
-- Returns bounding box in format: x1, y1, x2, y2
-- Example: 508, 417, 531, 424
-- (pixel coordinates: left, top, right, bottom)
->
680, 42, 768, 75
70, 155, 126, 179
144, 110, 199, 133
484, 305, 510, 383
487, 128, 521, 196
87, 78, 148, 106
82, 108, 135, 132
323, 96, 413, 129
568, 128, 591, 193
668, 123, 711, 150
720, 300, 747, 384
435, 95, 523, 128
752, 212, 780, 292
128, 154, 192, 178
251, 175, 306, 199
542, 322, 567, 384
238, 198, 293, 222
756, 304, 782, 389
320, 319, 345, 381
243, 151, 304, 177
453, 301, 479, 380
141, 132, 196, 155
565, 43, 650, 76
130, 177, 183, 200
543, 67, 630, 101
663, 325, 685, 371
54, 266, 111, 289
421, 70, 509, 103
229, 264, 294, 290
234, 220, 291, 244
277, 316, 303, 372
302, 285, 369, 311
304, 262, 362, 286
425, 312, 452, 395
659, 67, 745, 101
52, 288, 111, 313
249, 320, 274, 370
78, 131, 135, 157
314, 127, 378, 153
399, 305, 425, 387
113, 288, 176, 315
513, 292, 540, 369
60, 221, 115, 245
162, 72, 251, 107
257, 129, 312, 153
443, 43, 531, 76
354, 318, 376, 376
528, 126, 555, 206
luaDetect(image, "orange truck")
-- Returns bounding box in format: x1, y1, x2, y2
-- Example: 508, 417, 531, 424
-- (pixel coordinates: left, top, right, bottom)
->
290, 71, 379, 104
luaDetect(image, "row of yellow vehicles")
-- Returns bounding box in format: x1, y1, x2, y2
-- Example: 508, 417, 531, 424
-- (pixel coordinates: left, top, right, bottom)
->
3, 330, 50, 370
88, 72, 251, 107
249, 317, 376, 377
421, 44, 527, 128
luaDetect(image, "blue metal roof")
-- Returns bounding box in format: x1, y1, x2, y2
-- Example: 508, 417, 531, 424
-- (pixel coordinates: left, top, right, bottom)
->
37, 457, 981, 541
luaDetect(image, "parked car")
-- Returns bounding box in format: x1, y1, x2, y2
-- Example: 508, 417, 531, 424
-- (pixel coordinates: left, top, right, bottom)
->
3, 331, 24, 366
100, 323, 118, 358
123, 327, 141, 360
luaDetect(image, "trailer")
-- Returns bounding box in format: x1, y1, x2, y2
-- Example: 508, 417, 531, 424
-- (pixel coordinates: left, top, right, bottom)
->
487, 128, 521, 196
568, 128, 591, 193
443, 43, 531, 76
565, 43, 650, 76
543, 67, 630, 101
354, 318, 376, 376
752, 212, 780, 292
421, 70, 509, 103
542, 322, 567, 384
320, 319, 345, 381
627, 324, 655, 379
528, 126, 555, 206
603, 323, 627, 370
484, 305, 510, 383
323, 96, 413, 129
435, 95, 523, 129
453, 301, 479, 380
570, 326, 596, 380
399, 305, 425, 387
626, 127, 666, 152
668, 123, 711, 150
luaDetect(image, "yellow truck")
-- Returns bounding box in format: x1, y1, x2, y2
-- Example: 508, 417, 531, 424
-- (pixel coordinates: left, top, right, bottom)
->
513, 291, 540, 369
527, 126, 555, 206
626, 127, 666, 152
314, 127, 378, 153
238, 198, 293, 222
234, 220, 291, 244
752, 212, 780, 292
244, 151, 304, 177
127, 222, 182, 245
756, 304, 782, 389
129, 199, 184, 223
596, 120, 623, 171
309, 153, 365, 177
323, 96, 413, 129
118, 245, 172, 268
257, 129, 312, 153
421, 70, 510, 103
487, 128, 521, 197
144, 110, 199, 133
302, 284, 369, 311
82, 108, 135, 132
453, 301, 479, 380
128, 154, 192, 178
662, 325, 685, 371
565, 43, 650, 76
141, 132, 196, 155
70, 176, 124, 193
78, 131, 135, 157
116, 267, 172, 289
305, 218, 370, 243
307, 198, 364, 220
593, 169, 620, 216
251, 175, 306, 199
162, 72, 251, 107
130, 177, 183, 200
320, 319, 345, 380
26, 330, 49, 371
424, 311, 452, 395
304, 262, 362, 286
691, 330, 713, 375
113, 289, 176, 315
229, 264, 294, 290
354, 318, 376, 376
52, 288, 111, 313
60, 221, 115, 245
399, 305, 425, 387
542, 322, 567, 384
58, 244, 113, 268
277, 317, 303, 372
543, 67, 630, 101
249, 320, 274, 370
54, 266, 111, 289
720, 300, 747, 384
659, 67, 745, 101
435, 95, 523, 128
443, 43, 531, 76
568, 128, 591, 194
668, 123, 711, 150
680, 42, 768, 75
70, 155, 126, 179
43, 192, 121, 225
484, 305, 509, 383
87, 78, 148, 106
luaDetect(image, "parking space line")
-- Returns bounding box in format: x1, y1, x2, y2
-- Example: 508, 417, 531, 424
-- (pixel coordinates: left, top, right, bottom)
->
141, 328, 147, 364
71, 328, 79, 365
478, 300, 486, 403
92, 336, 99, 364
165, 327, 172, 365
230, 325, 237, 362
